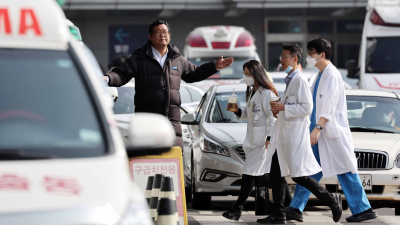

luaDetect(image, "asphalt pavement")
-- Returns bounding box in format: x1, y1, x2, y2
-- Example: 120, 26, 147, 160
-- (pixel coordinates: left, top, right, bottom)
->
187, 196, 397, 225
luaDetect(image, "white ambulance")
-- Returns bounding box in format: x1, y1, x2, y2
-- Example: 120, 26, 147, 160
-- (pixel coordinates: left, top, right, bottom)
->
184, 26, 260, 91
346, 0, 400, 93
0, 0, 175, 224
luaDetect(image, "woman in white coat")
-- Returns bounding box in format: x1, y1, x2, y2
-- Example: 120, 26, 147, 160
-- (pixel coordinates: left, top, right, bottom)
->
222, 60, 291, 221
286, 38, 377, 223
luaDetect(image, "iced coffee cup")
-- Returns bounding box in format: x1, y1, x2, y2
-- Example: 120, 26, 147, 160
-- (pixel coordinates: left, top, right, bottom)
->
270, 96, 280, 103
228, 89, 238, 112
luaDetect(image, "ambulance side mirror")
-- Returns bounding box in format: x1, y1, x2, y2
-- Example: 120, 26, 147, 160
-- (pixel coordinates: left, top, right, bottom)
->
126, 113, 175, 157
181, 113, 198, 125
346, 60, 360, 79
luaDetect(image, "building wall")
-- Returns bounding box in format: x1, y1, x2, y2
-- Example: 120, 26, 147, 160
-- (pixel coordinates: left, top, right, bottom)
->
65, 8, 365, 71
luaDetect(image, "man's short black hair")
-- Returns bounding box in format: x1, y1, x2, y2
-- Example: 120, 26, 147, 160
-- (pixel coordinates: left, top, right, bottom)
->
149, 19, 170, 35
307, 38, 332, 60
282, 43, 302, 65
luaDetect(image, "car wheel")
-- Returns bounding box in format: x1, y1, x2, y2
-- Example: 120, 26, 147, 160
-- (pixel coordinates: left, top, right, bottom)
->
185, 187, 192, 202
395, 203, 400, 216
342, 201, 349, 210
190, 158, 211, 209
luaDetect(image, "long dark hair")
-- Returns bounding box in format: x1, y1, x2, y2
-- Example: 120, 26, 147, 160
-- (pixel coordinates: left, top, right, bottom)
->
243, 60, 278, 102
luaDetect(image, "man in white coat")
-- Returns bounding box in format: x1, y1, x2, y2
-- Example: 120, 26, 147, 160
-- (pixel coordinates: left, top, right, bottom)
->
257, 43, 342, 224
285, 38, 378, 223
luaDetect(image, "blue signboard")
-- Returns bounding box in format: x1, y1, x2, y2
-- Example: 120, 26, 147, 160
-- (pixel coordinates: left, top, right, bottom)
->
108, 25, 149, 62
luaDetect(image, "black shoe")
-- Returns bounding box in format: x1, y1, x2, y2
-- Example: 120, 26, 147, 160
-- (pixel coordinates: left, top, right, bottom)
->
330, 193, 343, 223
285, 207, 303, 222
346, 208, 378, 222
222, 205, 242, 221
257, 215, 286, 224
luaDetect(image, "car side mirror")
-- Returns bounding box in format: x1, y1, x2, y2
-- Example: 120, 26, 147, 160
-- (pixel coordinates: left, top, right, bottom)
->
346, 59, 360, 79
125, 113, 175, 157
181, 113, 198, 125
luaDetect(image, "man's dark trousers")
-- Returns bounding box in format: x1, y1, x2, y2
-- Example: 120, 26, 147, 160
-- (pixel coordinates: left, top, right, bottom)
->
269, 151, 336, 216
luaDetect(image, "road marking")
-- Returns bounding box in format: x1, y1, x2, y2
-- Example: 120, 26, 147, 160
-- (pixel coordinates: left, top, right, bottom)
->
301, 215, 338, 223
192, 216, 244, 222
305, 212, 323, 216
198, 211, 213, 215
378, 216, 399, 224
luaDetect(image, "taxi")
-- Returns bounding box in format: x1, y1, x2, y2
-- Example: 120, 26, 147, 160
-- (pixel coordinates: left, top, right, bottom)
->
183, 26, 260, 91
0, 0, 175, 224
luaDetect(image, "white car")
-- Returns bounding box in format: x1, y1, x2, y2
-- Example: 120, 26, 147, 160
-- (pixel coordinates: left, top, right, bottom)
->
0, 1, 175, 224
182, 83, 400, 213
112, 82, 205, 146
181, 83, 285, 209
183, 26, 260, 91
331, 89, 400, 214
346, 0, 400, 93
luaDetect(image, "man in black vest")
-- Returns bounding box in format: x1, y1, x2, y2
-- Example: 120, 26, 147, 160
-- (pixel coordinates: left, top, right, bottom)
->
104, 19, 234, 149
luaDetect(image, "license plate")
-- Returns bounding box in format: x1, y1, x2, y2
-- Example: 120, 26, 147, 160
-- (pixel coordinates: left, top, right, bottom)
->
338, 174, 372, 191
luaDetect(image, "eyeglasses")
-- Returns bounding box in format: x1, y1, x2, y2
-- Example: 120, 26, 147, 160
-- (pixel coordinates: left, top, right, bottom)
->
279, 55, 294, 60
153, 30, 170, 36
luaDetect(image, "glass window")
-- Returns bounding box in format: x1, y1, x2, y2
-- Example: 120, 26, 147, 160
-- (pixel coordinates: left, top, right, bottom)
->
307, 21, 333, 34
366, 37, 400, 73
268, 20, 302, 33
0, 49, 106, 159
187, 87, 204, 102
113, 86, 135, 114
180, 87, 192, 104
337, 44, 360, 68
189, 57, 253, 79
337, 20, 363, 33
208, 92, 247, 123
347, 96, 400, 134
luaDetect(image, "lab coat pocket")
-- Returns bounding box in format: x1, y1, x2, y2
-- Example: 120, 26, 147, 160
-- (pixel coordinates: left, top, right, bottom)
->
324, 120, 340, 139
251, 126, 266, 146
286, 95, 297, 105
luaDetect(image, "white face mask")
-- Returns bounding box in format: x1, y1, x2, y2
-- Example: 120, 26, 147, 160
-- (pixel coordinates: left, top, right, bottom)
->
306, 55, 322, 67
243, 75, 254, 86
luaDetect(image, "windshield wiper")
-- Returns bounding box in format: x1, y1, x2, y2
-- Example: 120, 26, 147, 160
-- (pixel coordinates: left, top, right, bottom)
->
350, 127, 395, 134
0, 149, 57, 160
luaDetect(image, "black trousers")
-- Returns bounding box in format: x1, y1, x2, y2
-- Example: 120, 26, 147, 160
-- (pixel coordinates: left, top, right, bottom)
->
235, 174, 292, 207
269, 151, 335, 216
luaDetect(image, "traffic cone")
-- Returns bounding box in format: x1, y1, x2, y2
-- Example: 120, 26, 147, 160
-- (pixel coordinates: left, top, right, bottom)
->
156, 176, 179, 225
145, 176, 154, 205
149, 174, 164, 222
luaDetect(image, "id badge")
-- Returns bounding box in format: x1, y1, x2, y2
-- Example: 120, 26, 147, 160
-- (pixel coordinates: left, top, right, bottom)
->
252, 102, 261, 124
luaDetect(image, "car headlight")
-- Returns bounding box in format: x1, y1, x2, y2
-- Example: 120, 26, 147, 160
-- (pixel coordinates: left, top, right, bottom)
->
200, 135, 230, 157
396, 154, 400, 168
117, 200, 153, 225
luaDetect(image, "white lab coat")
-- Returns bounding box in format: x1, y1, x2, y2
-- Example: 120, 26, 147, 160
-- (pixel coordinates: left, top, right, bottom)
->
264, 71, 322, 177
237, 86, 276, 176
311, 63, 358, 178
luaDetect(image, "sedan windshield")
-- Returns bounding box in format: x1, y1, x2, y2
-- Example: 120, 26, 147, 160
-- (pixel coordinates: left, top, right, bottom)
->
208, 92, 247, 123
366, 37, 400, 73
347, 96, 400, 134
0, 49, 106, 159
189, 57, 253, 79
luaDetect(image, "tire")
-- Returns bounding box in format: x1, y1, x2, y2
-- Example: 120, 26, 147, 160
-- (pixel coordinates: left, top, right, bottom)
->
395, 203, 400, 216
185, 187, 192, 202
342, 201, 349, 210
190, 159, 211, 209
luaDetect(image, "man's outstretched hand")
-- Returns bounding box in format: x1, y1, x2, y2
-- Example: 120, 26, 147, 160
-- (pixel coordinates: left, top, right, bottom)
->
215, 56, 234, 70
